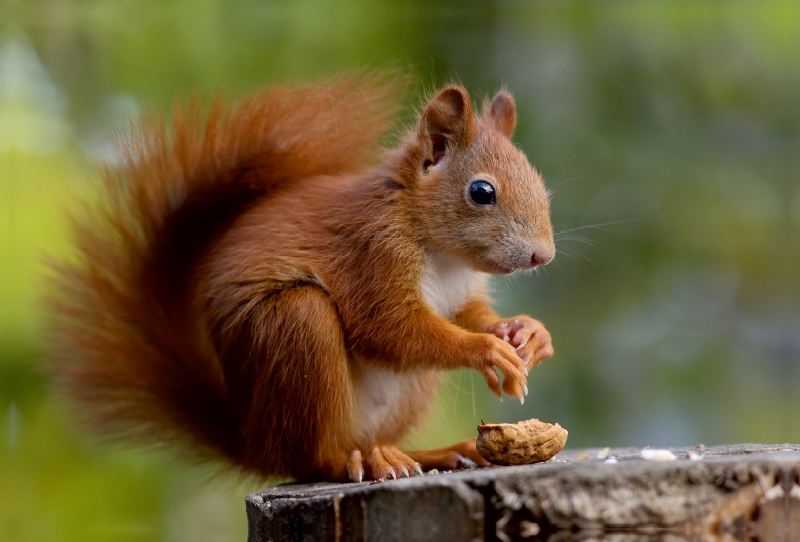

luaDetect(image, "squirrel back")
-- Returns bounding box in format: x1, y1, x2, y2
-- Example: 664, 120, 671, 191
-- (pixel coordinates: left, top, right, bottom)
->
47, 74, 403, 468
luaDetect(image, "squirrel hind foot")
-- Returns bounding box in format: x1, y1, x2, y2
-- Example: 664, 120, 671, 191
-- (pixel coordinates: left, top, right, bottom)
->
343, 445, 423, 483
339, 439, 490, 482
405, 437, 492, 470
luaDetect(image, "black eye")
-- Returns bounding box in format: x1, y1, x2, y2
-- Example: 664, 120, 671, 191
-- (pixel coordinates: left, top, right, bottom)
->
469, 180, 496, 205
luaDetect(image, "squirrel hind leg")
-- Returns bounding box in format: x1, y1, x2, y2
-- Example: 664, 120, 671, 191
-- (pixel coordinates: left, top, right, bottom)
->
216, 283, 356, 480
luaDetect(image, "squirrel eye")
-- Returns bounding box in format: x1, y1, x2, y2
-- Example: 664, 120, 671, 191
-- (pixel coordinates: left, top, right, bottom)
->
469, 180, 496, 205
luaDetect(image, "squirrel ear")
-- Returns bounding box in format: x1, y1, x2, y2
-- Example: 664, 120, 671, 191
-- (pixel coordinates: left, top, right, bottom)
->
419, 86, 474, 169
483, 90, 517, 138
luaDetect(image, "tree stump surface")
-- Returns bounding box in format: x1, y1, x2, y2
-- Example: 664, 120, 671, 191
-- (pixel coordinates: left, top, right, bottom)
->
246, 443, 800, 542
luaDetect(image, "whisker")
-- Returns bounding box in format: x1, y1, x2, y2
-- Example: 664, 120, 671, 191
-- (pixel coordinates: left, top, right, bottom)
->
555, 236, 608, 250
553, 219, 634, 236
556, 246, 597, 268
556, 237, 607, 254
470, 372, 476, 418
547, 176, 585, 192
554, 234, 609, 246
555, 250, 579, 261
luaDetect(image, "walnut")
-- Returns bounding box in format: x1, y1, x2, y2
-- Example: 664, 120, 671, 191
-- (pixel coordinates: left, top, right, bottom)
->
476, 418, 568, 466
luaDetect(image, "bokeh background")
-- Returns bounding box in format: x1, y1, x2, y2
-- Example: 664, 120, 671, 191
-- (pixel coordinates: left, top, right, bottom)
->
1, 1, 798, 540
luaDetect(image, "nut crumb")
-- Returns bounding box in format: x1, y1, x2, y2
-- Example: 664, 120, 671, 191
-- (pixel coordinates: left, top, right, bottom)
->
641, 449, 677, 462
519, 521, 541, 537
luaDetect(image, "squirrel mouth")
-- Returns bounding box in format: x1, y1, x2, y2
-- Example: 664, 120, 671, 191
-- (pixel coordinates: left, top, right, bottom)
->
488, 260, 540, 275
491, 263, 517, 275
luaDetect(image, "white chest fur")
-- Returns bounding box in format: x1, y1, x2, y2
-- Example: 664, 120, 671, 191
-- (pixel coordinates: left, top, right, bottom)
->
420, 252, 484, 320
351, 254, 483, 444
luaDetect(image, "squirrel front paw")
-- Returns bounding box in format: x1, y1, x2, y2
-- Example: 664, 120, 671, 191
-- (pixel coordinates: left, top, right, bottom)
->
490, 316, 554, 372
465, 334, 528, 402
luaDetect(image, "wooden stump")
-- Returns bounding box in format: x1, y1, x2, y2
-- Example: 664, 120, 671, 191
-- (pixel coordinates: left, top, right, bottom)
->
246, 444, 800, 542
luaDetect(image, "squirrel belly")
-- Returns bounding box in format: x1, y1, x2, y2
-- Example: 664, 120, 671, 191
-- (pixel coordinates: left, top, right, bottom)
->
48, 75, 557, 482
351, 366, 439, 449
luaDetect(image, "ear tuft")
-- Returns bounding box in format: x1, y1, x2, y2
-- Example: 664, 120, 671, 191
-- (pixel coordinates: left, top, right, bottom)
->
483, 90, 516, 138
419, 86, 474, 168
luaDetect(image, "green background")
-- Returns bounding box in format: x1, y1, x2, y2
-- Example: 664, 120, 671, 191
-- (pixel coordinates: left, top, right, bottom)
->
1, 1, 798, 540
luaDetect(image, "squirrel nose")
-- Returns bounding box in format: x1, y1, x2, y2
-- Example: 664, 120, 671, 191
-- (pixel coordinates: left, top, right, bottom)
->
531, 251, 554, 267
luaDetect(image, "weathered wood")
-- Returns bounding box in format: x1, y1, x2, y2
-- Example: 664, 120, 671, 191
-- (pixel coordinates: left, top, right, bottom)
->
246, 444, 800, 542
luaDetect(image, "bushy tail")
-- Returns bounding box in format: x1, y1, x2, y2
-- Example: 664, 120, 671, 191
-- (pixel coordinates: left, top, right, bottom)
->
46, 73, 402, 469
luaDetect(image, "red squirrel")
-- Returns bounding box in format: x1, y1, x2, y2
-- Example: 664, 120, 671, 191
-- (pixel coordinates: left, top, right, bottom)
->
48, 74, 555, 483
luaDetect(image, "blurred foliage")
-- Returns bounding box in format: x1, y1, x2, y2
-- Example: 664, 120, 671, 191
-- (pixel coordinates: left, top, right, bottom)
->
1, 1, 799, 541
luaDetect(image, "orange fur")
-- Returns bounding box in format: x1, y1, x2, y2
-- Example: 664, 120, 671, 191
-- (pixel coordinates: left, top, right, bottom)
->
47, 75, 556, 482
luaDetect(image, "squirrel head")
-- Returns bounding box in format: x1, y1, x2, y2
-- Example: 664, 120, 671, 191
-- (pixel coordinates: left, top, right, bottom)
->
405, 85, 554, 275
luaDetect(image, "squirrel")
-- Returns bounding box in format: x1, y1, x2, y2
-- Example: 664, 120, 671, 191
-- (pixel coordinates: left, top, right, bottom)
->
47, 74, 556, 483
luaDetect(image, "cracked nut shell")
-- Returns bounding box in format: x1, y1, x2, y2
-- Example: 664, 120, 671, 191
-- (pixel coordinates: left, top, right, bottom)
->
476, 418, 568, 466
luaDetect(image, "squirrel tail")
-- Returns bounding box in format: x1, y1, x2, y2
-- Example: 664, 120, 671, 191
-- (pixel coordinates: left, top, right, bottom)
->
46, 73, 402, 470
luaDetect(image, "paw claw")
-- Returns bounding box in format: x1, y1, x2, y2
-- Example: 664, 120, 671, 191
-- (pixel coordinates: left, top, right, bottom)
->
346, 450, 365, 483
